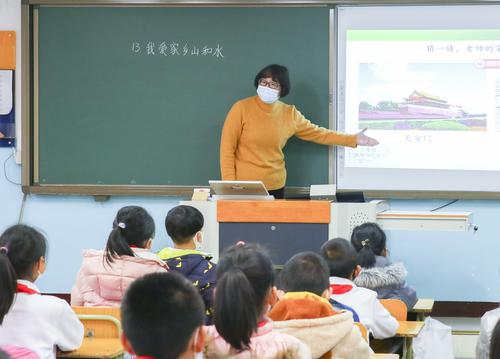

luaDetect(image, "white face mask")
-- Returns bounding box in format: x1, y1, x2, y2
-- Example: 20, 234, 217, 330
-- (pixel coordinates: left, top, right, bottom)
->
257, 85, 280, 104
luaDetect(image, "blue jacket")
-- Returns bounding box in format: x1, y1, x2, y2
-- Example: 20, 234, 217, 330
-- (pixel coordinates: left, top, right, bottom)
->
354, 256, 418, 310
158, 248, 217, 324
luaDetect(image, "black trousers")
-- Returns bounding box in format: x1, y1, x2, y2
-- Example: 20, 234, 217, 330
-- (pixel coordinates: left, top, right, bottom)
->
268, 187, 285, 199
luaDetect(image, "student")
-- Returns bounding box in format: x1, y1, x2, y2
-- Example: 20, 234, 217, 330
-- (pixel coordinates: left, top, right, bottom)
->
158, 205, 216, 324
269, 252, 371, 359
489, 318, 500, 359
476, 307, 500, 359
71, 206, 167, 307
321, 238, 399, 340
204, 243, 310, 358
0, 225, 83, 359
351, 222, 418, 310
121, 272, 205, 359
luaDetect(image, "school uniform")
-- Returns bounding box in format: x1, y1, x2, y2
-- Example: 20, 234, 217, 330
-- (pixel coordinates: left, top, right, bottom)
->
0, 280, 83, 359
329, 276, 399, 339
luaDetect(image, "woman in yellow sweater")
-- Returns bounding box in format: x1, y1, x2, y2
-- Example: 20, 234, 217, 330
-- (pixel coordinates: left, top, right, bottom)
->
220, 64, 378, 199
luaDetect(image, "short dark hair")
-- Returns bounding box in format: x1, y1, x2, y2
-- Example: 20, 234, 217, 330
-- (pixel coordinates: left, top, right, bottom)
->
165, 205, 204, 244
351, 222, 387, 268
121, 272, 204, 359
280, 252, 329, 296
254, 64, 291, 97
320, 238, 358, 279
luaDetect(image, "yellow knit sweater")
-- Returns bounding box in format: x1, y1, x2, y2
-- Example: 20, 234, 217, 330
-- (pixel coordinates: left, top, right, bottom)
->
220, 96, 357, 190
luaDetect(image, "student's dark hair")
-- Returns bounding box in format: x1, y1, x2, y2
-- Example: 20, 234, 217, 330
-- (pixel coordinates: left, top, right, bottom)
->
104, 206, 155, 265
254, 64, 291, 97
491, 319, 500, 359
121, 272, 204, 359
350, 222, 386, 268
0, 224, 47, 324
320, 238, 358, 279
214, 243, 275, 351
280, 252, 329, 296
165, 205, 204, 244
0, 348, 11, 359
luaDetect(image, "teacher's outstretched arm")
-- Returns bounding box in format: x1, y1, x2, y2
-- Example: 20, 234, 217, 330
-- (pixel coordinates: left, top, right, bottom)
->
293, 108, 378, 147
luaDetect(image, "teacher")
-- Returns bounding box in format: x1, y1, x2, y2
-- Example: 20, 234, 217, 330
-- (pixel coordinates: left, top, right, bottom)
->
220, 64, 378, 199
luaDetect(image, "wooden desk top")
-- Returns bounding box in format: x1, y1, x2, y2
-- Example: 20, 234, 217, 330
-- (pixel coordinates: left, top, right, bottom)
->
371, 354, 399, 359
57, 338, 123, 359
396, 321, 425, 338
411, 299, 435, 313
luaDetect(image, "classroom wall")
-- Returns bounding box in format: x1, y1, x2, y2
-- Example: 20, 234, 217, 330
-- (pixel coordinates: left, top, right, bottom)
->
1, 0, 499, 301
0, 0, 22, 160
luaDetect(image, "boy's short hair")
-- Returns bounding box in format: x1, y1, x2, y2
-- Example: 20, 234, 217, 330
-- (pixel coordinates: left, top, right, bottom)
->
165, 205, 204, 244
320, 238, 358, 279
280, 251, 330, 296
121, 272, 204, 359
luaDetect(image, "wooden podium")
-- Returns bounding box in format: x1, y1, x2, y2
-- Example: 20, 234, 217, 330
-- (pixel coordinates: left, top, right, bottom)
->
217, 200, 330, 266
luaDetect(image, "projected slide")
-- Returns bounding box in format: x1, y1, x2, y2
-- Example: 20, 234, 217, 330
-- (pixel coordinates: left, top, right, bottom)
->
344, 29, 500, 171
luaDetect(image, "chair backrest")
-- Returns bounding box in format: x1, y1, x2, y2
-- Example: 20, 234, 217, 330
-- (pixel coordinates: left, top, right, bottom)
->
73, 307, 122, 338
354, 322, 369, 342
379, 299, 407, 321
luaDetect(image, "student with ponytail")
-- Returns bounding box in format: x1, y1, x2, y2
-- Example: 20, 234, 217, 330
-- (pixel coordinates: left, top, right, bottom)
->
350, 222, 418, 310
0, 225, 83, 359
71, 206, 167, 307
204, 243, 310, 359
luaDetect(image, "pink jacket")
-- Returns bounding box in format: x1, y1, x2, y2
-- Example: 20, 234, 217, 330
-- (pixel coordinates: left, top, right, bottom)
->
1, 346, 40, 359
204, 321, 311, 359
71, 249, 167, 307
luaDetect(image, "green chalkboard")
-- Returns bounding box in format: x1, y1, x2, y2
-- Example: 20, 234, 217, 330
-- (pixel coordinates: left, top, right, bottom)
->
36, 6, 331, 189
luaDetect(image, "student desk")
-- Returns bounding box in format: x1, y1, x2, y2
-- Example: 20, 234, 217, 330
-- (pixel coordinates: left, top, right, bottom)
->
57, 338, 123, 359
371, 355, 399, 359
396, 321, 425, 359
410, 298, 434, 321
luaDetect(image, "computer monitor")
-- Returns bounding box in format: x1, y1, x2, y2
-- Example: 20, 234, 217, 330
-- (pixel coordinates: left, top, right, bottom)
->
335, 191, 365, 203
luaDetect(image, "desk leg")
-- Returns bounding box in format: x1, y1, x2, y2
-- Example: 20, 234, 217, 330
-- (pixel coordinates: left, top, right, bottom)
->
405, 337, 414, 359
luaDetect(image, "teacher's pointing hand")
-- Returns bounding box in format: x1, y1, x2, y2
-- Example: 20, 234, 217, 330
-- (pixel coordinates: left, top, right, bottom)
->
356, 128, 379, 147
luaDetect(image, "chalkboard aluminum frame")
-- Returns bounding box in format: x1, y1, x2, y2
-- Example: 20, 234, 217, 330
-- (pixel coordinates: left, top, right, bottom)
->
21, 0, 338, 196
21, 0, 500, 199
